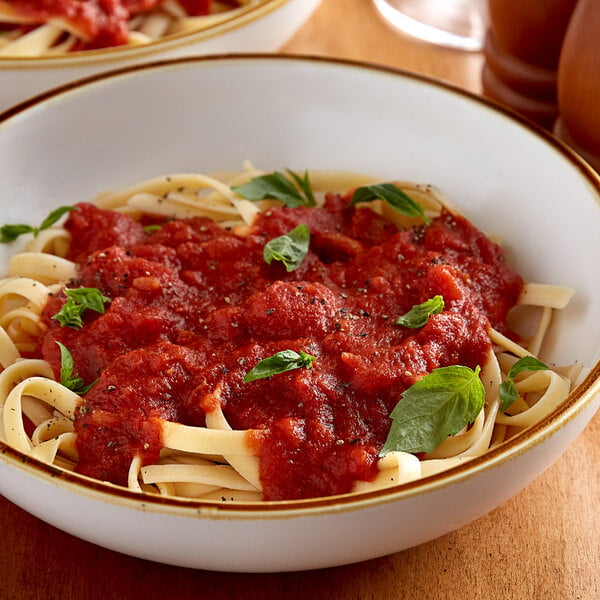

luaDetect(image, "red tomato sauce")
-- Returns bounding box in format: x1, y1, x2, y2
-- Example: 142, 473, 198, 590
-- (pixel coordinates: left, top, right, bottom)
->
38, 192, 523, 500
7, 0, 219, 49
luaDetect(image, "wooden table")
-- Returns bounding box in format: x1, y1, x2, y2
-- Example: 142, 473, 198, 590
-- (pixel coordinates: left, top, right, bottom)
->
1, 1, 598, 598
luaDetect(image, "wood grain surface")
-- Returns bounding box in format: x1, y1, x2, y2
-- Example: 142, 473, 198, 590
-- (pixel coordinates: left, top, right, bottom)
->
1, 1, 598, 598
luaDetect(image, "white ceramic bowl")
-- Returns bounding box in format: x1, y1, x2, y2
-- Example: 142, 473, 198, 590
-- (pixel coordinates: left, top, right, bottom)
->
0, 55, 598, 573
0, 0, 321, 113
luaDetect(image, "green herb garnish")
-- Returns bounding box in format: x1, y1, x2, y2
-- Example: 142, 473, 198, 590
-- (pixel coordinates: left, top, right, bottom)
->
350, 183, 430, 224
56, 341, 97, 394
380, 365, 485, 455
0, 206, 77, 243
232, 169, 316, 207
143, 224, 163, 232
499, 356, 550, 412
396, 295, 445, 328
52, 287, 111, 329
263, 223, 310, 272
244, 349, 317, 382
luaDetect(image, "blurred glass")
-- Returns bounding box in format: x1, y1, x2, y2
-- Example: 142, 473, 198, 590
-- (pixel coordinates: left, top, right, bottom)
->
372, 0, 489, 51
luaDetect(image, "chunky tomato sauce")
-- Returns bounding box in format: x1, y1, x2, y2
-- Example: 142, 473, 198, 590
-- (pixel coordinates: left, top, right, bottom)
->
5, 0, 220, 49
39, 192, 523, 500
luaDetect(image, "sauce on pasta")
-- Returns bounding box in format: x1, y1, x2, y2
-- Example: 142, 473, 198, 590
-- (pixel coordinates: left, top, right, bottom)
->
37, 191, 523, 500
0, 0, 251, 52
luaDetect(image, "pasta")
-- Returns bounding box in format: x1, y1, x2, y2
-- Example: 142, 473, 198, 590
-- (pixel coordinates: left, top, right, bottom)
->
0, 164, 578, 502
0, 0, 262, 57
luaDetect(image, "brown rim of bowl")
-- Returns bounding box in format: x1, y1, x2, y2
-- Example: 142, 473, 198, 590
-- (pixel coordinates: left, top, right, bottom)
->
0, 0, 292, 68
0, 53, 598, 517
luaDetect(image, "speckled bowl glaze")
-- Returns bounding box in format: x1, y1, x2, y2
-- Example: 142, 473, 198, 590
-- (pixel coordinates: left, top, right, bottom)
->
0, 0, 321, 112
0, 55, 598, 572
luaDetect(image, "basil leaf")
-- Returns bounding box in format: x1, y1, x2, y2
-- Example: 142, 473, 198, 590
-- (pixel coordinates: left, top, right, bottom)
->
507, 356, 549, 380
380, 365, 485, 455
38, 206, 78, 231
0, 205, 77, 243
232, 170, 316, 207
52, 287, 111, 329
350, 183, 430, 224
499, 381, 519, 412
56, 341, 97, 394
263, 224, 310, 272
285, 169, 316, 207
53, 300, 85, 329
396, 295, 444, 328
64, 287, 110, 313
143, 224, 163, 232
499, 356, 550, 411
244, 349, 317, 382
0, 224, 36, 243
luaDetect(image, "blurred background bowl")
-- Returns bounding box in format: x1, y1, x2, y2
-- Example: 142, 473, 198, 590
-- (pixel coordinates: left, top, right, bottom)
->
0, 55, 598, 572
0, 0, 321, 113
